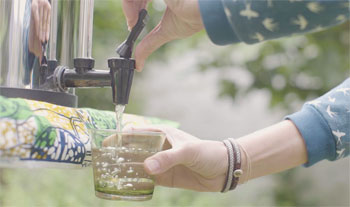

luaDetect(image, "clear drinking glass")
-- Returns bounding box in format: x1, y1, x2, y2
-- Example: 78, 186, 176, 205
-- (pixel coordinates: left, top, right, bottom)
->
90, 129, 165, 201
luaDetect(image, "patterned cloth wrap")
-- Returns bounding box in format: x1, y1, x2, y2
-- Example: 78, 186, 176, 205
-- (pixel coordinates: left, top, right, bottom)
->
0, 95, 177, 168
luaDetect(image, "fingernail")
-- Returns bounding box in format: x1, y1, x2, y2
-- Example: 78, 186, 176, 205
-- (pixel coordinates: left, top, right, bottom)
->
145, 159, 160, 173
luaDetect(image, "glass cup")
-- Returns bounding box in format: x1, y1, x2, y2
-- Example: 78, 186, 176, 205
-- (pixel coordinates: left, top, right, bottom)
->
90, 129, 165, 201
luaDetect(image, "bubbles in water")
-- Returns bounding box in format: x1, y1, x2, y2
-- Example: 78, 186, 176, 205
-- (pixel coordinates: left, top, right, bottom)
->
124, 183, 133, 188
127, 167, 134, 174
99, 180, 106, 187
107, 181, 114, 188
92, 147, 156, 194
117, 157, 125, 163
111, 168, 121, 176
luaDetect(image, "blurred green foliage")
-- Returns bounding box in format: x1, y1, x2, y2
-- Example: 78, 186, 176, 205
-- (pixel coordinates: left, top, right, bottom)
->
198, 23, 349, 112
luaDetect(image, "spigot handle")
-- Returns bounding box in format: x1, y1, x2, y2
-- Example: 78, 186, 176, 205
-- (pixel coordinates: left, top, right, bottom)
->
116, 9, 149, 58
41, 41, 48, 65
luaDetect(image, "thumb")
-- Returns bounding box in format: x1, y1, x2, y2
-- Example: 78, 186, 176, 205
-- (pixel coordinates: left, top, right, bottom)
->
144, 147, 191, 175
134, 9, 175, 71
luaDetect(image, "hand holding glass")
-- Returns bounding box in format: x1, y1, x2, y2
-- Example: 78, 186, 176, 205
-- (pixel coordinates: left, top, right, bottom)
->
90, 129, 165, 201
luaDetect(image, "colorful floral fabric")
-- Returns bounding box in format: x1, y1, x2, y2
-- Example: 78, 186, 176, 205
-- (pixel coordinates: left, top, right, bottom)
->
0, 96, 177, 168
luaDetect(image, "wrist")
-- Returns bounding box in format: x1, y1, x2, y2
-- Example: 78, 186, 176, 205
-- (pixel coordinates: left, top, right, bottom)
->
235, 121, 308, 182
236, 140, 249, 184
221, 138, 245, 192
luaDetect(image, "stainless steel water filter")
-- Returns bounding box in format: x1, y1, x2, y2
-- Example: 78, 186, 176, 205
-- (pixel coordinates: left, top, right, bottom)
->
0, 0, 94, 106
0, 0, 145, 107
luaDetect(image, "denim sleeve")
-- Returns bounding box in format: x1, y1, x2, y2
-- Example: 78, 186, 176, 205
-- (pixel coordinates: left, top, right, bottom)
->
198, 0, 349, 45
286, 78, 350, 167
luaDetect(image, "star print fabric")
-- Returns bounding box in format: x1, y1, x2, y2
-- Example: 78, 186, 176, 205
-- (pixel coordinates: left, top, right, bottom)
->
198, 0, 350, 166
286, 78, 350, 167
198, 0, 349, 45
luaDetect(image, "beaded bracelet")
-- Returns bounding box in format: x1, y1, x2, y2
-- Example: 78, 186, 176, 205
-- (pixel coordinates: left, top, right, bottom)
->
221, 138, 243, 193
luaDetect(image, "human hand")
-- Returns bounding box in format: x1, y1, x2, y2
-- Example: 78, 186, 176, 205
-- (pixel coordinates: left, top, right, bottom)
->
122, 0, 204, 71
31, 0, 51, 43
28, 21, 42, 59
126, 125, 228, 192
29, 0, 51, 63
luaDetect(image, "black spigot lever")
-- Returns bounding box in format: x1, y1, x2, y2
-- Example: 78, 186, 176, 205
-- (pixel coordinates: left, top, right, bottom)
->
116, 9, 149, 59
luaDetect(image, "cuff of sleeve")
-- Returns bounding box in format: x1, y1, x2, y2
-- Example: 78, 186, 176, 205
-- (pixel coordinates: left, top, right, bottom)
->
285, 105, 336, 167
198, 0, 241, 45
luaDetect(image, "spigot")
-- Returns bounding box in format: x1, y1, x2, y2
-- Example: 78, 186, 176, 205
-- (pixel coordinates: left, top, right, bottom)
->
108, 58, 135, 105
110, 9, 148, 105
41, 10, 148, 106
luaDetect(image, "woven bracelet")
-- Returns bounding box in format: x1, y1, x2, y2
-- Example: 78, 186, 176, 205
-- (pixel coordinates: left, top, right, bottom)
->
228, 138, 243, 190
221, 140, 234, 193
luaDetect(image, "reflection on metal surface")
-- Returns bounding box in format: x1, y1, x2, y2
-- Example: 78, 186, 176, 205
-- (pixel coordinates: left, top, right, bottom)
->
0, 0, 94, 91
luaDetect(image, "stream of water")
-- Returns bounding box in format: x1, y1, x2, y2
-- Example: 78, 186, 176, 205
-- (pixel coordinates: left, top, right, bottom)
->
115, 104, 125, 147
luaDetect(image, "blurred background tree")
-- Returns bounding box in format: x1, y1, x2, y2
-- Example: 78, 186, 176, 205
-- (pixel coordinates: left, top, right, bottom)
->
1, 1, 348, 206
198, 23, 349, 113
